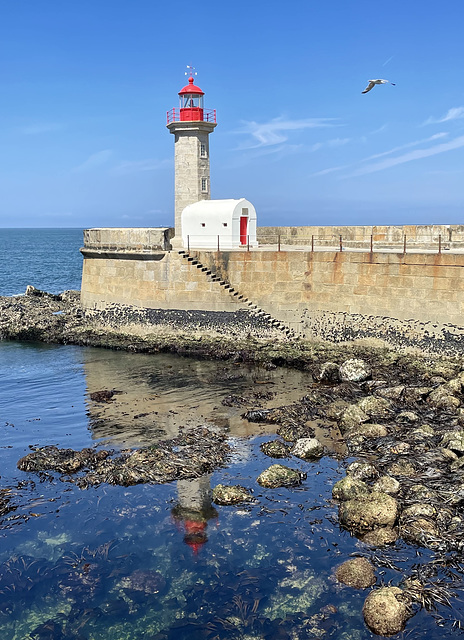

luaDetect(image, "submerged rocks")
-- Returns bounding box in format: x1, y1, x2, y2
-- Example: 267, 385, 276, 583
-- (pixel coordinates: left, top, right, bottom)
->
257, 464, 306, 488
335, 557, 376, 589
362, 587, 412, 636
212, 484, 253, 505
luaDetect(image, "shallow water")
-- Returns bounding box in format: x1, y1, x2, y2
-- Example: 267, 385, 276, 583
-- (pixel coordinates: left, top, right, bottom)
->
0, 340, 461, 639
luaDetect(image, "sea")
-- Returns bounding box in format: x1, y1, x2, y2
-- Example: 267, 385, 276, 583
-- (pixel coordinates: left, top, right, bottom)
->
0, 229, 458, 639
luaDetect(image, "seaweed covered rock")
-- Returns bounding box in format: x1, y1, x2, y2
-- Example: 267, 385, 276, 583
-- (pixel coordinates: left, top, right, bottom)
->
212, 484, 253, 505
335, 557, 376, 589
339, 492, 398, 533
17, 427, 230, 487
257, 464, 306, 488
362, 587, 412, 636
260, 440, 291, 458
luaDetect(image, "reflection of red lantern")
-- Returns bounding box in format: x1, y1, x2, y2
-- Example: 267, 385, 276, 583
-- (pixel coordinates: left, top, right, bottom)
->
184, 519, 208, 555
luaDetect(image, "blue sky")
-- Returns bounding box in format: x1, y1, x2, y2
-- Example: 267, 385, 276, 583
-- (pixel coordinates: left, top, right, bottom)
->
1, 0, 463, 229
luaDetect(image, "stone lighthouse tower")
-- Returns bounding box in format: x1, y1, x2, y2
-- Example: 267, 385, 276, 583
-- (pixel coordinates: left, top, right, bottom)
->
167, 69, 217, 244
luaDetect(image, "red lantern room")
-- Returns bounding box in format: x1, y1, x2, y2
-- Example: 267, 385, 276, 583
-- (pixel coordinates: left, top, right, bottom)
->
167, 70, 216, 125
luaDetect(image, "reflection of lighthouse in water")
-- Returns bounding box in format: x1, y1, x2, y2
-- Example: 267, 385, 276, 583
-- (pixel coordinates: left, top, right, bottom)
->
171, 475, 218, 554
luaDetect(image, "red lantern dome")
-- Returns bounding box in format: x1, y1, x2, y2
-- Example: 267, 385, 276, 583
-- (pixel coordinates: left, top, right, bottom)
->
167, 72, 216, 125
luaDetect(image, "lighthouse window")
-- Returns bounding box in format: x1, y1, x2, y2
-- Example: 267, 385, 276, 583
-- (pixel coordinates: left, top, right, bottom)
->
201, 178, 208, 192
200, 143, 207, 158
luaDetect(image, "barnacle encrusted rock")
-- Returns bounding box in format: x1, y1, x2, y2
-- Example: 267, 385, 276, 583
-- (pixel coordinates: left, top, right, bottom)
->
257, 464, 306, 488
332, 476, 370, 501
363, 587, 412, 636
339, 492, 398, 533
212, 484, 253, 505
260, 440, 291, 458
335, 557, 376, 589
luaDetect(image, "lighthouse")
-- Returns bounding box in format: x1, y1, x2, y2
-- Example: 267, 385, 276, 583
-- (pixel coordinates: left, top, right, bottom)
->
167, 68, 217, 245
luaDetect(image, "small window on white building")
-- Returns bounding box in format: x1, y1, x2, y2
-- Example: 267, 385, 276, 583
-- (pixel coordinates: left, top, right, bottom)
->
201, 178, 208, 192
223, 222, 228, 227
200, 143, 207, 158
242, 208, 249, 216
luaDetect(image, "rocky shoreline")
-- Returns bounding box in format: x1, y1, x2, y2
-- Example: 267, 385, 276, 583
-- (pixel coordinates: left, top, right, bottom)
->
4, 287, 464, 635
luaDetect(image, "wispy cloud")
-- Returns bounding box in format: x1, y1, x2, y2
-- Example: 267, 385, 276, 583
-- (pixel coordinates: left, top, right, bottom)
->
237, 116, 338, 149
309, 138, 351, 152
19, 122, 66, 135
382, 55, 394, 67
365, 133, 448, 161
312, 133, 449, 177
423, 107, 464, 125
111, 158, 171, 175
72, 150, 113, 172
348, 134, 464, 176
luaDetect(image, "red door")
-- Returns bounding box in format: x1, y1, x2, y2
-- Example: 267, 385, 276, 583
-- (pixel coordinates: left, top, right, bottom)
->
240, 216, 248, 245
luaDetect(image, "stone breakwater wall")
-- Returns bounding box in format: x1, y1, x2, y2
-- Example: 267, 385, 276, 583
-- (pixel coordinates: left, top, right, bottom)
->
80, 227, 464, 354
258, 224, 464, 249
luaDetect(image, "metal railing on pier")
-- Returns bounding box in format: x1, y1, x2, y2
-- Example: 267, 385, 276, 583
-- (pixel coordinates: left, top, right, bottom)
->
183, 233, 460, 254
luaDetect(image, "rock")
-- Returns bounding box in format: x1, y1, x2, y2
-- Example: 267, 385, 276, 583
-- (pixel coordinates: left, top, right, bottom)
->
441, 430, 464, 453
260, 440, 291, 458
212, 484, 253, 505
376, 385, 405, 400
427, 387, 460, 412
339, 359, 372, 383
372, 476, 400, 495
400, 517, 439, 547
256, 464, 306, 488
346, 461, 379, 481
407, 484, 439, 502
335, 557, 376, 589
396, 411, 419, 423
357, 396, 392, 419
401, 504, 436, 519
325, 399, 350, 421
339, 492, 398, 533
363, 587, 412, 636
403, 386, 433, 403
445, 377, 463, 395
318, 362, 340, 383
411, 424, 435, 438
349, 423, 388, 438
291, 437, 324, 460
119, 569, 166, 594
388, 460, 416, 477
339, 405, 369, 433
386, 441, 411, 455
332, 476, 370, 501
362, 526, 398, 546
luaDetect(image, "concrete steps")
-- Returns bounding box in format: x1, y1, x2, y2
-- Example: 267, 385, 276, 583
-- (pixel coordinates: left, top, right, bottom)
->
178, 251, 295, 338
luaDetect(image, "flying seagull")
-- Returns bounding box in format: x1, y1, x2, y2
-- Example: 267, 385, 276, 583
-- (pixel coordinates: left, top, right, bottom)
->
362, 79, 396, 94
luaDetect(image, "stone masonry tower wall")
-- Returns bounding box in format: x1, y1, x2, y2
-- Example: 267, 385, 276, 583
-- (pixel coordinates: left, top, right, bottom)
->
167, 121, 216, 238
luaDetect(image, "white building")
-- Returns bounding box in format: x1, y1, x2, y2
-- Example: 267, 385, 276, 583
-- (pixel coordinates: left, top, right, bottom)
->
181, 198, 258, 250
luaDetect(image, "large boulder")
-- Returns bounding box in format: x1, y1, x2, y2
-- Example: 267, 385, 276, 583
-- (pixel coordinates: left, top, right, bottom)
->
339, 359, 372, 383
363, 587, 412, 636
257, 464, 306, 488
339, 492, 398, 533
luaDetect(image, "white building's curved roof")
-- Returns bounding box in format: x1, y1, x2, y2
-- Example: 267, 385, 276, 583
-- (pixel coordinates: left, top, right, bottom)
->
182, 198, 255, 221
